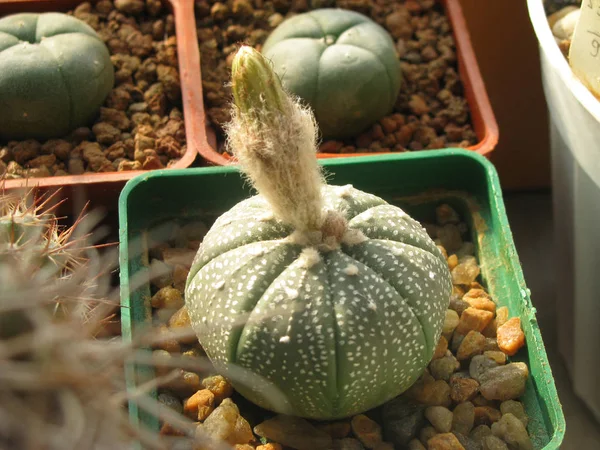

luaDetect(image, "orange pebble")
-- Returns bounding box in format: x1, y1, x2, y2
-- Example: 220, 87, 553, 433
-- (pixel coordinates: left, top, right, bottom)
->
496, 317, 526, 356
257, 444, 283, 450
456, 307, 495, 335
432, 335, 449, 360
184, 389, 214, 414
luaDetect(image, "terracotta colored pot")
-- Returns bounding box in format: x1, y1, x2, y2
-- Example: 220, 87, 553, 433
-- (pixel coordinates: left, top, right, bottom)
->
193, 0, 499, 166
0, 0, 209, 213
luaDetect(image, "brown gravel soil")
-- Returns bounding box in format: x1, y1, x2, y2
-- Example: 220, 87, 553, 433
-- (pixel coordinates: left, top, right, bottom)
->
143, 203, 535, 450
0, 0, 189, 179
196, 0, 479, 157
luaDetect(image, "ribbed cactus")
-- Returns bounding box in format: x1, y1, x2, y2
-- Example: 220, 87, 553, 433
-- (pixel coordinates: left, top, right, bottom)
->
185, 47, 453, 420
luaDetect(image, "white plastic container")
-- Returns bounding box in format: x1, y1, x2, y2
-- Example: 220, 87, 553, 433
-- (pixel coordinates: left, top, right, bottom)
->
528, 0, 600, 422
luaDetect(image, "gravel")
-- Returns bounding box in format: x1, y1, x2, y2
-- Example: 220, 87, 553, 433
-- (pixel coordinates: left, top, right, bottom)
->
144, 203, 533, 450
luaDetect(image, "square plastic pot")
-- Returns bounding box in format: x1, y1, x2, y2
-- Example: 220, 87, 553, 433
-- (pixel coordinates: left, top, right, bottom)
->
193, 0, 499, 166
0, 0, 208, 214
118, 148, 564, 448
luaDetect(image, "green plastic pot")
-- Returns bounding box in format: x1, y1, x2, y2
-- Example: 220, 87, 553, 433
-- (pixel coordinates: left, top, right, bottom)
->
118, 148, 565, 449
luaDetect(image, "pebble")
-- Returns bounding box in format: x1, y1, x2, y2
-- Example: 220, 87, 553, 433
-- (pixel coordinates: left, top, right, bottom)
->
547, 4, 579, 29
152, 349, 172, 376
332, 438, 365, 450
452, 432, 480, 450
373, 443, 393, 450
201, 375, 234, 403
457, 330, 486, 361
154, 325, 180, 353
451, 256, 481, 285
483, 435, 509, 450
409, 439, 427, 450
500, 401, 529, 428
479, 363, 529, 401
443, 309, 460, 337
254, 415, 333, 450
469, 424, 493, 444
351, 414, 383, 449
469, 355, 500, 382
409, 379, 452, 407
451, 332, 465, 353
494, 307, 509, 329
450, 377, 479, 404
149, 259, 173, 289
419, 426, 438, 445
268, 12, 284, 27
463, 291, 496, 314
473, 395, 494, 407
452, 402, 475, 436
474, 407, 502, 427
151, 286, 184, 310
168, 306, 196, 343
483, 351, 506, 365
496, 318, 525, 356
436, 204, 461, 225
430, 354, 461, 381
257, 444, 283, 450
318, 422, 351, 439
184, 389, 215, 421
381, 396, 426, 446
425, 406, 454, 433
484, 338, 501, 352
319, 140, 344, 153
456, 308, 495, 335
427, 432, 466, 449
437, 224, 463, 253
551, 7, 580, 40
491, 414, 533, 450
433, 336, 449, 359
158, 391, 183, 414
409, 94, 430, 115
196, 398, 254, 446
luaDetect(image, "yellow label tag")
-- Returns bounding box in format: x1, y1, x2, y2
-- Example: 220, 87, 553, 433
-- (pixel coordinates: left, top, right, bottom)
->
569, 1, 600, 98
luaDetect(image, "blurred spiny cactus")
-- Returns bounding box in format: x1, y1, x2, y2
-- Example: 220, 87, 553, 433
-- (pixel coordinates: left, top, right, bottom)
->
0, 186, 204, 450
0, 188, 105, 338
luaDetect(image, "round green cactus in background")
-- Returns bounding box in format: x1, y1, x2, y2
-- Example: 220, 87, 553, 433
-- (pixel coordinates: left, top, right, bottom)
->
185, 47, 451, 420
261, 8, 401, 140
0, 12, 114, 141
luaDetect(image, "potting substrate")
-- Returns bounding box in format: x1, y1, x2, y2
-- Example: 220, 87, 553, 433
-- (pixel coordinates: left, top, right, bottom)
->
145, 205, 534, 450
196, 0, 480, 157
0, 0, 188, 179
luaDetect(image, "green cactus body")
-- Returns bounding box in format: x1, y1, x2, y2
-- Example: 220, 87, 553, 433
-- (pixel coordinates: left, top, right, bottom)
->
185, 185, 452, 420
0, 12, 114, 141
261, 8, 402, 140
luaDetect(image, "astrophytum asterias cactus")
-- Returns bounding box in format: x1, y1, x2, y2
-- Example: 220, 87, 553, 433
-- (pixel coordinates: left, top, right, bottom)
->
185, 46, 452, 420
